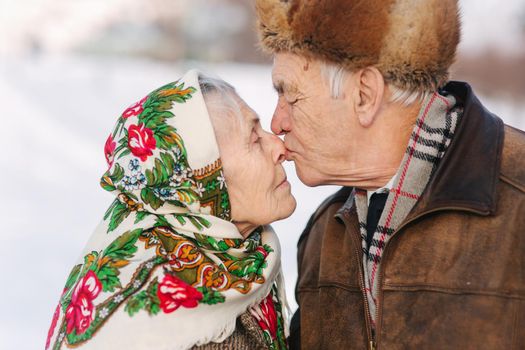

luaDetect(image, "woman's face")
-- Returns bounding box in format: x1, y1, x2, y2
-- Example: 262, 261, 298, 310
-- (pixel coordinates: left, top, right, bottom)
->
209, 95, 296, 234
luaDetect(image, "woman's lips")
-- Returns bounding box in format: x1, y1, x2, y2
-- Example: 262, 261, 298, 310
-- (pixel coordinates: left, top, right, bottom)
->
284, 148, 293, 161
276, 176, 289, 189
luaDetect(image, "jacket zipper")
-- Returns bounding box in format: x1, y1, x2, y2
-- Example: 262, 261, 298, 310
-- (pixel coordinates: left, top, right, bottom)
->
372, 206, 490, 346
338, 208, 375, 349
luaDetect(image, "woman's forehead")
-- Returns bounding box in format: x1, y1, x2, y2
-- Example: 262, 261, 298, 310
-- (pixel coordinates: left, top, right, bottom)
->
208, 94, 259, 138
237, 98, 260, 127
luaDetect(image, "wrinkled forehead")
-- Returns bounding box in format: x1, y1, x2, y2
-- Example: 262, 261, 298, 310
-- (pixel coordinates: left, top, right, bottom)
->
272, 53, 303, 83
237, 98, 260, 127
271, 52, 322, 93
206, 91, 259, 136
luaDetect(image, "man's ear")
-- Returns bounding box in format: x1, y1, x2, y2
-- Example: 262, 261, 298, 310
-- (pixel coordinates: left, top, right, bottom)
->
353, 67, 385, 127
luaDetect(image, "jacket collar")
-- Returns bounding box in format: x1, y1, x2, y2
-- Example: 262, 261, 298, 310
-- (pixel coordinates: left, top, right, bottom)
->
407, 81, 505, 219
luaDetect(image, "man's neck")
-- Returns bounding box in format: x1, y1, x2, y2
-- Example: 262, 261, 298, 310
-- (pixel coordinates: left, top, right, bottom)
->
321, 100, 422, 189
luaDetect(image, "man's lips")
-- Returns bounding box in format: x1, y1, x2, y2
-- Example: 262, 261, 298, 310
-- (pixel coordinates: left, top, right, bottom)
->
284, 148, 294, 161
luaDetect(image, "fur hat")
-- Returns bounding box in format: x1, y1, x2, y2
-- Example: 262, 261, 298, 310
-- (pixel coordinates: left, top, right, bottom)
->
255, 0, 461, 93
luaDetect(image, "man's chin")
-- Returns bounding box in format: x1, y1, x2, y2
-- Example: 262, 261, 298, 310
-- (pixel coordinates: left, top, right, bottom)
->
295, 167, 324, 187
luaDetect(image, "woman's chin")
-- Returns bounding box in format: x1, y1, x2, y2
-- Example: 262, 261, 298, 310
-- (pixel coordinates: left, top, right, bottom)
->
275, 196, 297, 222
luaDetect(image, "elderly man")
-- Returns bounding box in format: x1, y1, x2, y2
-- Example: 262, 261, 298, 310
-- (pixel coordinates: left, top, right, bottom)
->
255, 0, 525, 349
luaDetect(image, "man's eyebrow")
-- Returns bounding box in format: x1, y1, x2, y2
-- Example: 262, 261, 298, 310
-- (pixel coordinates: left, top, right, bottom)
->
249, 115, 260, 127
273, 80, 284, 94
273, 80, 299, 95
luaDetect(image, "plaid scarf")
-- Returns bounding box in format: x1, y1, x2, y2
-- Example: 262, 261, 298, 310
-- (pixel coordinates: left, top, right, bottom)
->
354, 92, 463, 325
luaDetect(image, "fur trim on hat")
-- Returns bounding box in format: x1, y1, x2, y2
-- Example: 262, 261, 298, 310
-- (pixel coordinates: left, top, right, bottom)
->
256, 0, 460, 93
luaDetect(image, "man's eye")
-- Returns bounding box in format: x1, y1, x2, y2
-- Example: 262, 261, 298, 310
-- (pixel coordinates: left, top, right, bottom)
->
285, 95, 299, 105
251, 130, 261, 143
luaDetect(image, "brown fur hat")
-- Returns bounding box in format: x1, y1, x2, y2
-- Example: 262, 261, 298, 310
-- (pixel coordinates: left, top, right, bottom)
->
255, 0, 461, 93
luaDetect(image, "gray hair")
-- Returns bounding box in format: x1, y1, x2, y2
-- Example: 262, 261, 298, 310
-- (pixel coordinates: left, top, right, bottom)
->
198, 73, 243, 136
320, 62, 347, 99
319, 61, 429, 106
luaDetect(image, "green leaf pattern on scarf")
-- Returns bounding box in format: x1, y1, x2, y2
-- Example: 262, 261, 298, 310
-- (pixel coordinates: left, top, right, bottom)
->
48, 80, 287, 350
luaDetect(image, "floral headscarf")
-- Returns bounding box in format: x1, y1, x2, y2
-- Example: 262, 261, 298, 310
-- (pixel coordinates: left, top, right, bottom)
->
46, 70, 288, 350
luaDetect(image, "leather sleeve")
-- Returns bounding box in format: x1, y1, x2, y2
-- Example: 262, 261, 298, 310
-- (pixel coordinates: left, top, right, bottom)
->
288, 187, 352, 349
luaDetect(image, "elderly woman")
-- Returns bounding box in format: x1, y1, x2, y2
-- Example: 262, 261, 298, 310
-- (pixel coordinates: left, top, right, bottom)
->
45, 70, 296, 350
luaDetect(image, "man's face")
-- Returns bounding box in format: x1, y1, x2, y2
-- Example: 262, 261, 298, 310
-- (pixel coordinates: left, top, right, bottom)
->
271, 52, 359, 186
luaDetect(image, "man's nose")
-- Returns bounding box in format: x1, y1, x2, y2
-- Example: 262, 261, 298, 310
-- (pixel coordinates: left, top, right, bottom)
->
271, 98, 292, 135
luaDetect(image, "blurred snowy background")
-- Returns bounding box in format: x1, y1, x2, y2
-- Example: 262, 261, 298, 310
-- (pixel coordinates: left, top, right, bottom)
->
0, 0, 524, 349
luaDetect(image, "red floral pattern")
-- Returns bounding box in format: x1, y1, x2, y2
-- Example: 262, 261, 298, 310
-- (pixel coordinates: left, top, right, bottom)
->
255, 246, 269, 258
122, 96, 147, 119
128, 123, 156, 161
168, 241, 204, 270
45, 301, 61, 349
157, 273, 202, 313
47, 79, 288, 349
65, 271, 102, 335
104, 134, 116, 168
257, 293, 278, 339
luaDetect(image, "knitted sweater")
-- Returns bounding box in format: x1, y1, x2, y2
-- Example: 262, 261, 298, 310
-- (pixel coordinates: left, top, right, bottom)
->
191, 312, 268, 350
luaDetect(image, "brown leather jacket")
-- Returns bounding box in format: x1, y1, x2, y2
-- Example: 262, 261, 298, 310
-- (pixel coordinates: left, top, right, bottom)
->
291, 82, 525, 349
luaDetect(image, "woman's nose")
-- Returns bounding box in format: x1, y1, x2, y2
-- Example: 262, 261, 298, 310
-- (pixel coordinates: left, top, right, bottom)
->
271, 97, 292, 135
267, 133, 286, 164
